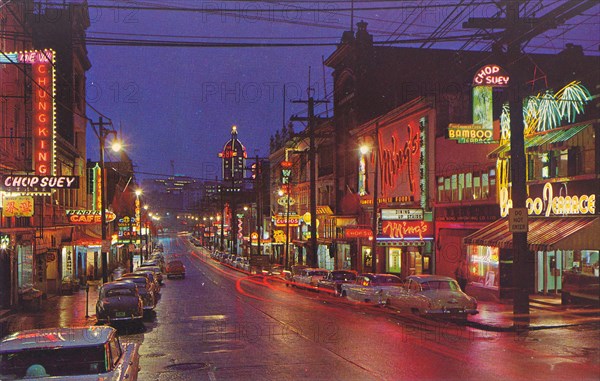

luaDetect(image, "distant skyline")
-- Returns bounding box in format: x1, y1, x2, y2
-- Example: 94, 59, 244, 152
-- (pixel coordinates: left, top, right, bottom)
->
84, 1, 599, 180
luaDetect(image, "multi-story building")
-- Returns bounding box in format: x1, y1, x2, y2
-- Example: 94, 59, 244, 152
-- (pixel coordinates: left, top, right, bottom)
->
1, 1, 90, 308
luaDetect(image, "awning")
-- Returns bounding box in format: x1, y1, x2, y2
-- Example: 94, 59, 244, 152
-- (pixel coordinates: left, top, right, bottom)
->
316, 206, 333, 215
488, 123, 590, 159
464, 217, 599, 251
73, 227, 102, 246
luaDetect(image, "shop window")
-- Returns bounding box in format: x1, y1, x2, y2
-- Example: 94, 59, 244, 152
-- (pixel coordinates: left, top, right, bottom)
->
489, 169, 496, 199
473, 174, 481, 200
458, 173, 465, 201
567, 147, 582, 176
558, 149, 568, 177
541, 153, 550, 178
451, 174, 458, 201
467, 245, 499, 289
444, 178, 451, 201
437, 177, 443, 202
387, 248, 401, 273
481, 173, 489, 199
465, 172, 473, 200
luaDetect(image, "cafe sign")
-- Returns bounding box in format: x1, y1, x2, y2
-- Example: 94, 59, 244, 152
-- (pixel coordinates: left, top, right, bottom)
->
499, 182, 596, 218
67, 210, 116, 224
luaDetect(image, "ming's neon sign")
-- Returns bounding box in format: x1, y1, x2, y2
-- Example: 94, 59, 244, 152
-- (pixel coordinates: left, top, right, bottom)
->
379, 123, 420, 196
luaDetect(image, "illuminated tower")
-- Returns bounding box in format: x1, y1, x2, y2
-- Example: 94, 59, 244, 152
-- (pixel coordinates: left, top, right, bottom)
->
218, 125, 247, 185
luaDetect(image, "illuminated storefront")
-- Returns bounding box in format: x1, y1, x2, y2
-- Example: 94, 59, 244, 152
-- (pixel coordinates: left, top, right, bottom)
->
353, 98, 435, 275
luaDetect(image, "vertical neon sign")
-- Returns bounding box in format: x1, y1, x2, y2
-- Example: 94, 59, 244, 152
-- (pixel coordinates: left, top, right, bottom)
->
13, 49, 56, 176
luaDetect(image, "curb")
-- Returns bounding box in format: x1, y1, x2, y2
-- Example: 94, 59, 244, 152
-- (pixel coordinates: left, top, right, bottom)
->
465, 320, 592, 332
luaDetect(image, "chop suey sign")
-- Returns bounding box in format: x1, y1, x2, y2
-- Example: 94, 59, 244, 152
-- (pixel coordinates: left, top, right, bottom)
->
2, 175, 79, 189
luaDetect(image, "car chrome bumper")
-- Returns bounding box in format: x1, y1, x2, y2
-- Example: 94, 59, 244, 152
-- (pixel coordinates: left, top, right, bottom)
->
425, 308, 479, 315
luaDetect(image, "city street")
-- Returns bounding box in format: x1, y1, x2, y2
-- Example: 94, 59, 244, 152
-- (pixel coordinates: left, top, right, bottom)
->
125, 235, 600, 380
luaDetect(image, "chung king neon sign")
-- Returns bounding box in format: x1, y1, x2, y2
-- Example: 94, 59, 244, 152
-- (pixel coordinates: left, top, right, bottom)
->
3, 50, 56, 175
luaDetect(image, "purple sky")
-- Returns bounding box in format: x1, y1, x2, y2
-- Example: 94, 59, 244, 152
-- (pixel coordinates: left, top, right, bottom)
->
84, 1, 599, 180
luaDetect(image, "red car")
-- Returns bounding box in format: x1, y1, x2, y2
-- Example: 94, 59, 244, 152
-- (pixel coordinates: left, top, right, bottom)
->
166, 260, 186, 279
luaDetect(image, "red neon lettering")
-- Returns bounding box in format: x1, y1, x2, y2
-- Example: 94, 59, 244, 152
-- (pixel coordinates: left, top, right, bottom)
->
378, 123, 420, 195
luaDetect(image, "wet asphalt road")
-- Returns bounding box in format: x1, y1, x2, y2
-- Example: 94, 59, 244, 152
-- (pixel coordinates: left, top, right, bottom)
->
124, 235, 599, 381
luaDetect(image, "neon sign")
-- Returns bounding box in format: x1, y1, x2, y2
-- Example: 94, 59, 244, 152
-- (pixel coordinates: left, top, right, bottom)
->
31, 51, 55, 175
380, 220, 432, 240
4, 49, 57, 176
499, 182, 596, 217
473, 64, 510, 87
379, 122, 420, 197
2, 196, 34, 217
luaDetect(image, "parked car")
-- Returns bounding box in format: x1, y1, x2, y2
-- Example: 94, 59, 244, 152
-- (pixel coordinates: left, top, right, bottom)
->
317, 270, 358, 295
0, 326, 140, 380
284, 265, 308, 286
340, 273, 403, 304
381, 275, 478, 318
117, 275, 156, 310
95, 281, 144, 328
293, 268, 330, 288
166, 260, 186, 279
240, 258, 250, 272
137, 264, 163, 284
133, 269, 161, 294
233, 256, 244, 268
263, 264, 284, 276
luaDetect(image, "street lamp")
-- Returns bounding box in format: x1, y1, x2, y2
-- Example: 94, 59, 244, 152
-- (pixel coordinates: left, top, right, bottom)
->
360, 122, 379, 274
92, 117, 121, 283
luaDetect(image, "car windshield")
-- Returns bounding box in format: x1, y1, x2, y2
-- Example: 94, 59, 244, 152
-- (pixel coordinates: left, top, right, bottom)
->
373, 276, 402, 285
0, 345, 107, 378
421, 280, 460, 291
332, 272, 356, 281
311, 271, 328, 276
104, 288, 136, 298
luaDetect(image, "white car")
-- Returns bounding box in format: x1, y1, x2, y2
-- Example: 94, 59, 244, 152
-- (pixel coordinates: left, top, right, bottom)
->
292, 268, 330, 288
0, 326, 140, 380
340, 273, 403, 304
381, 275, 478, 318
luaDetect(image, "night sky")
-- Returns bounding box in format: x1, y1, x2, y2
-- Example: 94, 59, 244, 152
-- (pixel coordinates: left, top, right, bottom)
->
84, 1, 599, 180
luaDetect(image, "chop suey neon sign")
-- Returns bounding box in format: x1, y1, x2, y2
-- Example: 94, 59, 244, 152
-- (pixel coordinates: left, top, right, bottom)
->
500, 182, 596, 217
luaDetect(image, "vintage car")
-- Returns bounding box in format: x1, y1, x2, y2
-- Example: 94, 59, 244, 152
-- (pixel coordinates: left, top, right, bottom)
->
284, 265, 309, 286
137, 264, 163, 285
381, 275, 478, 318
317, 270, 358, 295
0, 326, 140, 380
133, 269, 161, 294
116, 275, 156, 310
292, 268, 330, 288
340, 273, 404, 304
96, 281, 144, 327
166, 260, 186, 279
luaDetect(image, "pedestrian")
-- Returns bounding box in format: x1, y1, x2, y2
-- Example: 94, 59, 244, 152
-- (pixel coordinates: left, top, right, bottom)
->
455, 258, 468, 291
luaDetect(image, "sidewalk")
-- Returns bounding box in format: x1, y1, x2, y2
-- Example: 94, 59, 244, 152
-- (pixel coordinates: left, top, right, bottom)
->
0, 285, 99, 338
468, 295, 600, 331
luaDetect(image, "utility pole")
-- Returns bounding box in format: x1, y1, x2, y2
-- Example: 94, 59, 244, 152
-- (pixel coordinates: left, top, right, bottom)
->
291, 77, 328, 268
463, 0, 595, 328
91, 117, 116, 284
